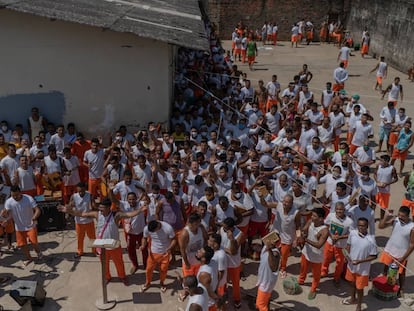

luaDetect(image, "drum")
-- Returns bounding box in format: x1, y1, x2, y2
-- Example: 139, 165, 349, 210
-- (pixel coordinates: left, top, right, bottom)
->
372, 275, 399, 301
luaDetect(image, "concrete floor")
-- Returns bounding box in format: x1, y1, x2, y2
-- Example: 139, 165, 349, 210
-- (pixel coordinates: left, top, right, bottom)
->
1, 40, 414, 311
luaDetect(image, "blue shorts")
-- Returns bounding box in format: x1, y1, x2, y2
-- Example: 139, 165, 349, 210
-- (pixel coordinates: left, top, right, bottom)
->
379, 126, 391, 141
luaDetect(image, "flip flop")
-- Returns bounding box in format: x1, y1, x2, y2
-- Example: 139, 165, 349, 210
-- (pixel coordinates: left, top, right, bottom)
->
22, 259, 33, 267
341, 298, 356, 305
141, 284, 150, 293
160, 285, 167, 293
308, 291, 316, 300
178, 292, 187, 302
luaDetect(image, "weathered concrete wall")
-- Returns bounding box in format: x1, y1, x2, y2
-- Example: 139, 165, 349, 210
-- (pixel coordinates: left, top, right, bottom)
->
0, 10, 172, 137
207, 0, 350, 40
347, 0, 414, 72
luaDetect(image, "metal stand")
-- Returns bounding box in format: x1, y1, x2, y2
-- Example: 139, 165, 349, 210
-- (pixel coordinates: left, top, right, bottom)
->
91, 242, 118, 310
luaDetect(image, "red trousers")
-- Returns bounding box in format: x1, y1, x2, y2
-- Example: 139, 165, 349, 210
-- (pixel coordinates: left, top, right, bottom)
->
75, 222, 96, 255
127, 232, 148, 269
228, 265, 241, 302
102, 246, 126, 281
298, 254, 322, 292
321, 242, 345, 281
279, 243, 291, 271
256, 288, 271, 311
146, 252, 170, 285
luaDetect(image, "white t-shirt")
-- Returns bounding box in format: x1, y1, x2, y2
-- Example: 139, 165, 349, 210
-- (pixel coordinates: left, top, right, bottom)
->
84, 149, 105, 179
351, 121, 373, 147
212, 248, 228, 287
347, 229, 377, 275
347, 205, 375, 235
143, 221, 175, 254
384, 218, 414, 258
120, 201, 146, 235
5, 194, 37, 231
324, 213, 353, 248
339, 46, 350, 60
256, 247, 279, 292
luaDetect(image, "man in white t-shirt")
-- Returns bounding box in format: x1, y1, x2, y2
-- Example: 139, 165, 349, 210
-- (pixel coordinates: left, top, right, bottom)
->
68, 182, 96, 258
83, 138, 105, 197
350, 114, 374, 154
141, 220, 176, 292
112, 191, 148, 275
337, 43, 351, 68
2, 185, 42, 265
342, 218, 377, 309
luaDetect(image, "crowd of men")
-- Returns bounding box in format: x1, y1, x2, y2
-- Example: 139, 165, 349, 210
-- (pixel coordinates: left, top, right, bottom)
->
1, 19, 414, 311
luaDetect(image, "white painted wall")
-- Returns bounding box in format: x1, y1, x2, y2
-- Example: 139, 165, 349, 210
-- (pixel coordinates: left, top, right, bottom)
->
0, 10, 172, 137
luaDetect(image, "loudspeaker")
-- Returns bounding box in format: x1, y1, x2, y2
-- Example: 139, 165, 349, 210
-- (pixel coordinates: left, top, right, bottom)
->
37, 201, 66, 232
10, 280, 46, 306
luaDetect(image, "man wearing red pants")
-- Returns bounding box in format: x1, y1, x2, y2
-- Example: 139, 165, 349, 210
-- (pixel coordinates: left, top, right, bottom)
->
111, 191, 148, 274
69, 182, 96, 258
141, 220, 176, 293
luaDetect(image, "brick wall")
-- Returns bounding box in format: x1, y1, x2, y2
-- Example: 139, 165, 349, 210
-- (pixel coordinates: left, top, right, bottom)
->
207, 0, 349, 41
347, 0, 414, 72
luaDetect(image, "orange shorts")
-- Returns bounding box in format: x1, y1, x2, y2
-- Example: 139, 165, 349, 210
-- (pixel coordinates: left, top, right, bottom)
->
247, 55, 255, 64
0, 219, 14, 234
379, 251, 407, 274
377, 76, 383, 85
88, 178, 101, 196
16, 228, 38, 247
333, 83, 344, 92
389, 132, 399, 145
345, 268, 369, 290
340, 59, 349, 68
392, 148, 408, 160
376, 192, 390, 209
182, 263, 201, 277
234, 48, 241, 55
291, 35, 298, 42
237, 224, 249, 235
361, 43, 369, 55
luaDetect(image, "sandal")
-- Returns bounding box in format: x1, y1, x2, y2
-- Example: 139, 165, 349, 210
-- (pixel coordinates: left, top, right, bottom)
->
141, 284, 150, 293
280, 270, 287, 279
308, 291, 316, 300
22, 259, 33, 267
160, 285, 167, 293
178, 292, 187, 302
341, 297, 356, 305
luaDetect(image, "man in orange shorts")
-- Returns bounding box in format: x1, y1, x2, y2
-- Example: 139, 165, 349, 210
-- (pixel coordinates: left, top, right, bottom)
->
342, 218, 377, 309
333, 62, 348, 92
1, 185, 42, 265
379, 206, 414, 297
291, 23, 299, 48
391, 120, 414, 176
374, 154, 398, 220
